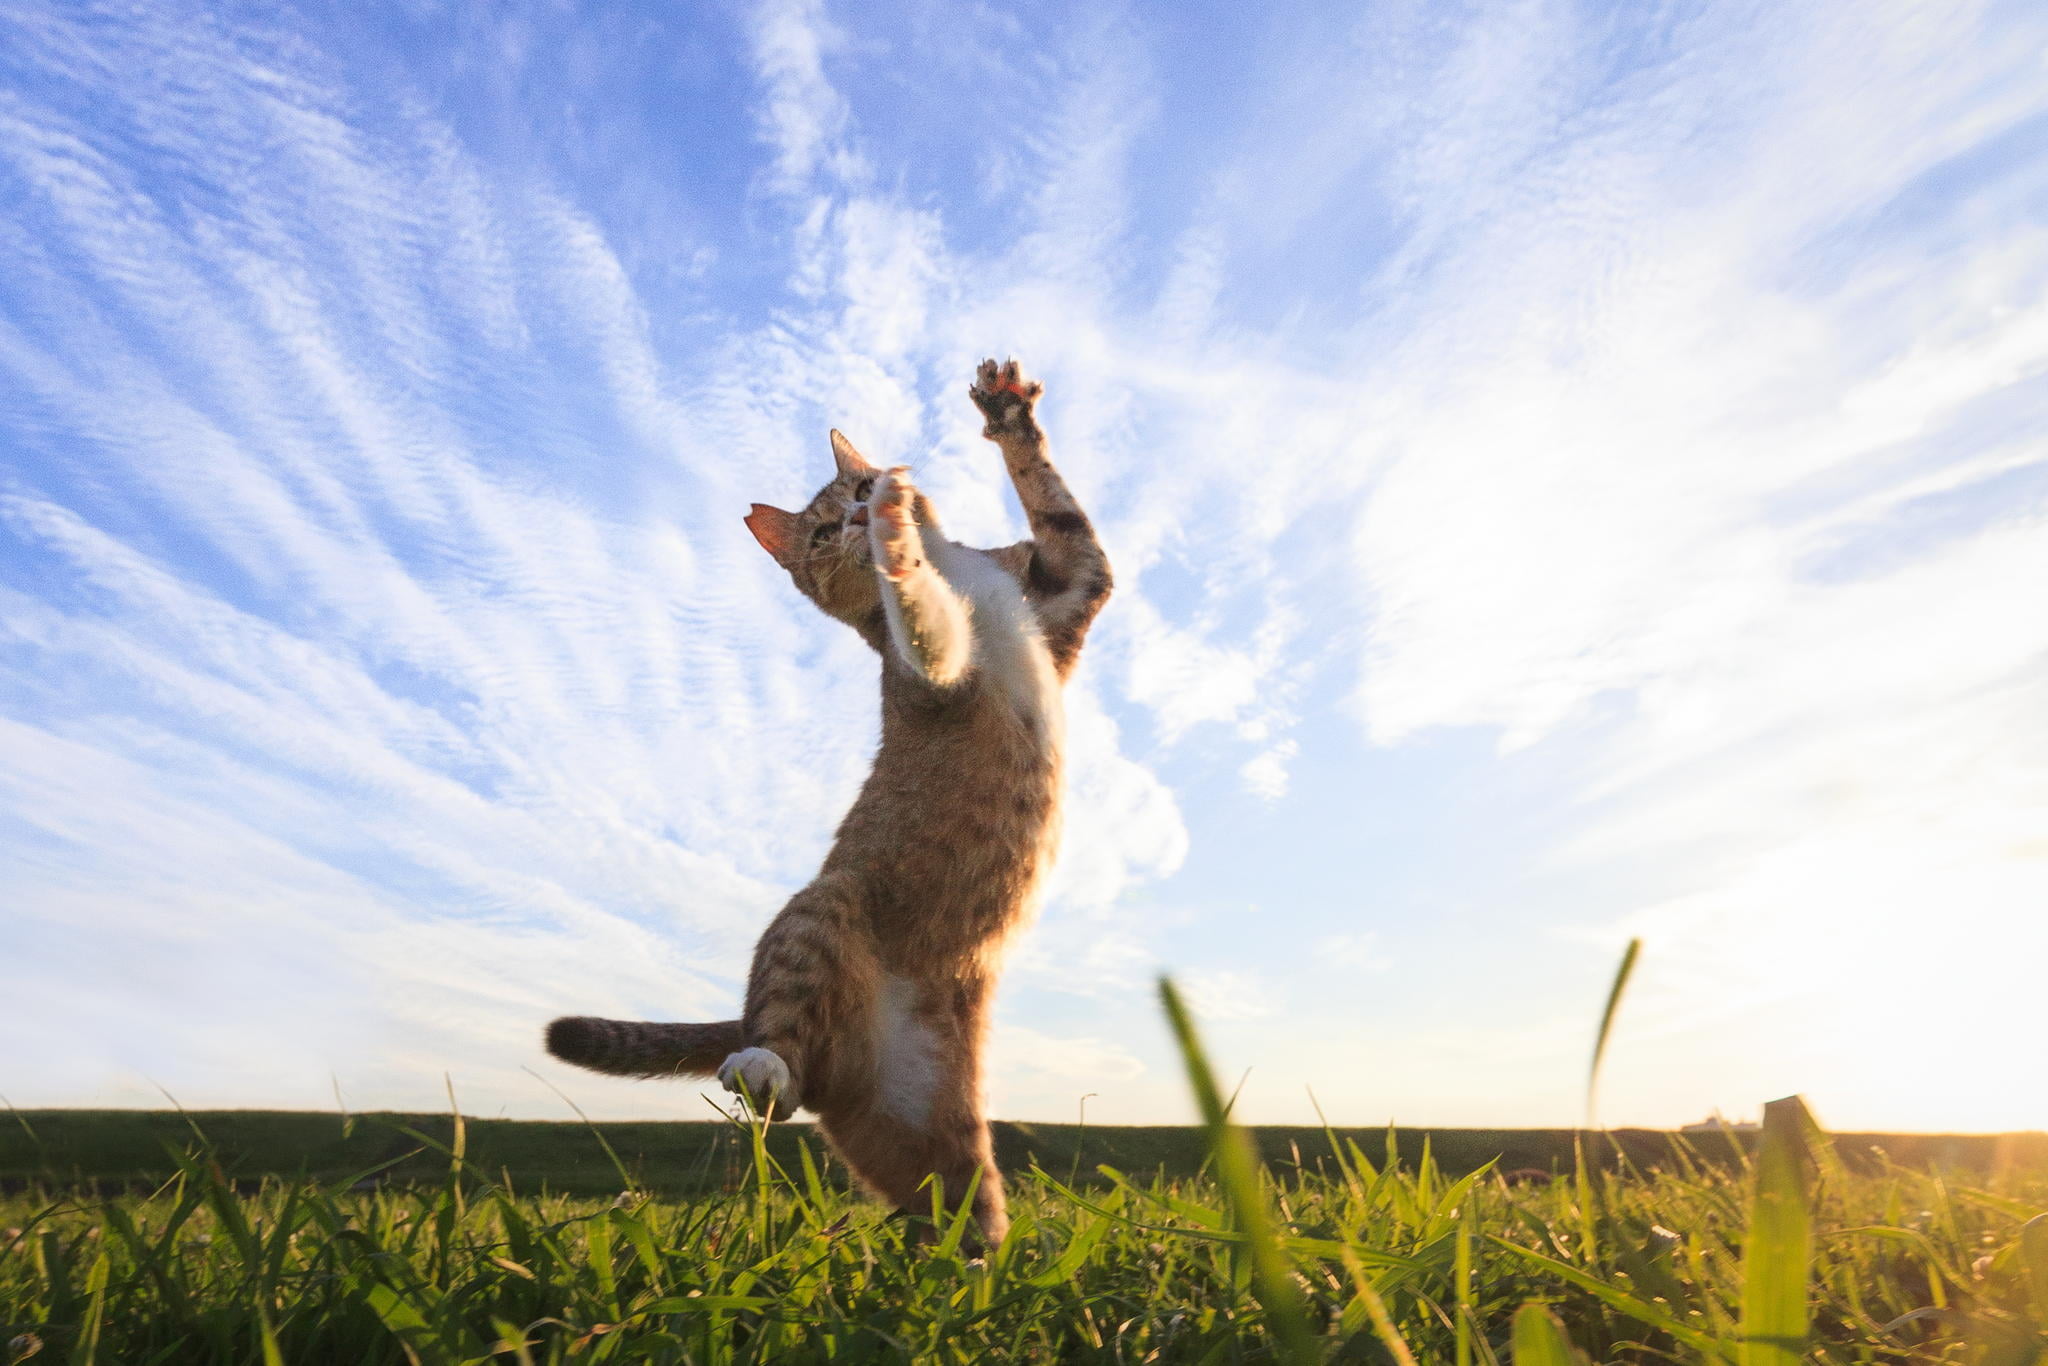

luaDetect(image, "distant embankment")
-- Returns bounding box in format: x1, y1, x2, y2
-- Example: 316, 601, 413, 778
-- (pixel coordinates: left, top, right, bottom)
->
5, 1110, 2042, 1196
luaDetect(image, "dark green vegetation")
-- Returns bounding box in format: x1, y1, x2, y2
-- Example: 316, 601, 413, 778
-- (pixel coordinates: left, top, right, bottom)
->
7, 1107, 2036, 1197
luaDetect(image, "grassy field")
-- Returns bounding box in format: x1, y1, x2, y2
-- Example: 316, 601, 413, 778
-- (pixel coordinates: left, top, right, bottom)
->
5, 979, 2046, 1363
9, 1108, 2040, 1198
2, 1106, 1794, 1197
4, 1099, 2045, 1363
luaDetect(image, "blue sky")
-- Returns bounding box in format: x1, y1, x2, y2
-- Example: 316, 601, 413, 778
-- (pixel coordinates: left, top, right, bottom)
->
3, 0, 2045, 1132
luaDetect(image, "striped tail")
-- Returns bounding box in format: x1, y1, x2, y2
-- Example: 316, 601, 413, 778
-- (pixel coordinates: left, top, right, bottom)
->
544, 1016, 744, 1079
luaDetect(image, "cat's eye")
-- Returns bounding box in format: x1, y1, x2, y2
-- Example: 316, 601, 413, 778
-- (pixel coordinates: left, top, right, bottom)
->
809, 523, 835, 544
853, 477, 874, 501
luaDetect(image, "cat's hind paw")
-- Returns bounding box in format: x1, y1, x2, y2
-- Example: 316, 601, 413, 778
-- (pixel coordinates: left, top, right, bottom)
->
969, 357, 1042, 439
717, 1047, 792, 1112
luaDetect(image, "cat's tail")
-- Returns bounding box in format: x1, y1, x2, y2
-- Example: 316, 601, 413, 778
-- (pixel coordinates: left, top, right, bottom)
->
544, 1016, 743, 1079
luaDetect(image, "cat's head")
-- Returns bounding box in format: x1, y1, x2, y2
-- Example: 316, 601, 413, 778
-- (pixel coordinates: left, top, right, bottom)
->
743, 431, 888, 627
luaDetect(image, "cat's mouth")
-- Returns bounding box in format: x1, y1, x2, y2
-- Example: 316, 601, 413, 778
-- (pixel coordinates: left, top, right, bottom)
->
835, 515, 871, 565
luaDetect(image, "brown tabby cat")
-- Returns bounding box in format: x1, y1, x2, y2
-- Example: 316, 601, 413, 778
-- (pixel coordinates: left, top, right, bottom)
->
546, 359, 1110, 1244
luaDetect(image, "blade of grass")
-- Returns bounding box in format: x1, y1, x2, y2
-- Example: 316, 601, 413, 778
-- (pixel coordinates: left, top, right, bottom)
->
1510, 1303, 1580, 1366
1586, 937, 1641, 1127
0, 1094, 42, 1153
1158, 976, 1318, 1366
255, 1302, 285, 1366
1740, 1095, 1814, 1366
932, 1166, 984, 1260
522, 1065, 636, 1192
1340, 1247, 1420, 1366
1456, 1191, 1476, 1366
1490, 1238, 1733, 1360
444, 1074, 468, 1213
1308, 1089, 1366, 1201
73, 1250, 109, 1366
2020, 1215, 2048, 1323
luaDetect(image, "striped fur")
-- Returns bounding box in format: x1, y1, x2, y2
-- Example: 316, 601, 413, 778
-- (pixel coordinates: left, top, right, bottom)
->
543, 1016, 743, 1078
970, 357, 1114, 678
546, 359, 1108, 1248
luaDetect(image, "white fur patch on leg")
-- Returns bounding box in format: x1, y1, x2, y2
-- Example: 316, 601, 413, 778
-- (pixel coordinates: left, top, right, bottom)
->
717, 1047, 791, 1110
875, 976, 940, 1129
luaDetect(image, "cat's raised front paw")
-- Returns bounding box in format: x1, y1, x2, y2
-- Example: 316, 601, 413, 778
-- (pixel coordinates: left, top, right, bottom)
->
868, 466, 924, 582
969, 357, 1042, 439
717, 1047, 791, 1110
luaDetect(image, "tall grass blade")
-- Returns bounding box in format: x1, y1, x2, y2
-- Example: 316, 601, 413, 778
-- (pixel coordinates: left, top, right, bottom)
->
72, 1251, 108, 1366
1158, 976, 1318, 1366
1308, 1091, 1371, 1210
1740, 1095, 1814, 1366
1586, 937, 1640, 1126
0, 1096, 40, 1151
2018, 1214, 2048, 1323
255, 1303, 285, 1366
444, 1074, 468, 1208
522, 1064, 636, 1191
1456, 1189, 1476, 1366
1490, 1238, 1732, 1358
1510, 1303, 1580, 1366
1341, 1247, 1420, 1366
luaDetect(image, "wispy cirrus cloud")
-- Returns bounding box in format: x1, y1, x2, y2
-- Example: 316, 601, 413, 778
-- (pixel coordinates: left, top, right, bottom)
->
0, 0, 1197, 1119
2, 0, 2041, 1130
0, 4, 858, 1110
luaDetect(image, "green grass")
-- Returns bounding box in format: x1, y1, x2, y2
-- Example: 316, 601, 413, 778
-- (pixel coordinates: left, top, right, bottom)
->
5, 960, 2046, 1363
4, 1096, 2045, 1363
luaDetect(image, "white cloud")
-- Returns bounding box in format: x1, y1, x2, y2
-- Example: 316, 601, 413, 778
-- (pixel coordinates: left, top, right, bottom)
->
744, 0, 859, 191
2, 0, 2042, 1132
1239, 740, 1298, 800
1313, 0, 2048, 1127
1177, 969, 1276, 1023
1120, 596, 1263, 741
0, 0, 1201, 1119
989, 1023, 1146, 1086
1316, 932, 1390, 974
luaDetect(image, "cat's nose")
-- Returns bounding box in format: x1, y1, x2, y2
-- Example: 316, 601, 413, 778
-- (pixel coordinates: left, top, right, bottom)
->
848, 505, 870, 527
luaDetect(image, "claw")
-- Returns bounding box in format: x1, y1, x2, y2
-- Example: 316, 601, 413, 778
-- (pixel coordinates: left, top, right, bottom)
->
972, 356, 1036, 400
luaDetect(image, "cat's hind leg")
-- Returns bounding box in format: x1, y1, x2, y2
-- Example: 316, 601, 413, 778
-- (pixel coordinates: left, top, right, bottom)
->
818, 979, 1009, 1247
728, 871, 879, 1116
821, 1105, 1008, 1250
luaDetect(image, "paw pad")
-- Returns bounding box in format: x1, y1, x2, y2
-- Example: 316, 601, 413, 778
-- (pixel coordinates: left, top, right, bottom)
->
970, 357, 1043, 432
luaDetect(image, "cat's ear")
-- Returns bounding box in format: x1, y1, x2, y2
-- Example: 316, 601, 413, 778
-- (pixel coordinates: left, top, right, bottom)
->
830, 429, 877, 479
744, 504, 802, 566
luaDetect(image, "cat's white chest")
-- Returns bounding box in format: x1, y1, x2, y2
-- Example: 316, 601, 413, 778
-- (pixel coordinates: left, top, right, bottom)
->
933, 544, 1061, 736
